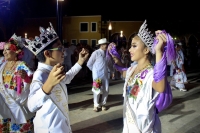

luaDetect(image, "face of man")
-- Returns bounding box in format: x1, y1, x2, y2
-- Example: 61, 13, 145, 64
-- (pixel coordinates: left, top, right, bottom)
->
46, 40, 65, 65
100, 43, 108, 51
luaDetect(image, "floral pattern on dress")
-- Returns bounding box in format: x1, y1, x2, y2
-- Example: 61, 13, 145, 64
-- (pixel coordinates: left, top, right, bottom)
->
126, 65, 152, 100
92, 78, 102, 91
0, 118, 9, 133
0, 117, 34, 133
2, 62, 29, 93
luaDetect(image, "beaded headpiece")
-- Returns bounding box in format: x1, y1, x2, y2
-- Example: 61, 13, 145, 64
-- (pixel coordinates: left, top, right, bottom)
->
24, 22, 59, 55
137, 20, 154, 53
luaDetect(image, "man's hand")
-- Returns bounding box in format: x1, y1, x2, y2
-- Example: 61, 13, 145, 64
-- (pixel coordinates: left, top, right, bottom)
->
43, 63, 66, 94
77, 48, 89, 66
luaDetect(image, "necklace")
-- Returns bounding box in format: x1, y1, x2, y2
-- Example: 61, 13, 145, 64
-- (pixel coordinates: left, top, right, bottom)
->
129, 63, 152, 81
3, 61, 18, 74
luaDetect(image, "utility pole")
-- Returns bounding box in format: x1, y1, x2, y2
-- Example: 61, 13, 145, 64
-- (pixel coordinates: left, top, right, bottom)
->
56, 0, 64, 42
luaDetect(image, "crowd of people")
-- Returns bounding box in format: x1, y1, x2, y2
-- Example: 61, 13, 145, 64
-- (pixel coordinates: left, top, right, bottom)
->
0, 20, 195, 133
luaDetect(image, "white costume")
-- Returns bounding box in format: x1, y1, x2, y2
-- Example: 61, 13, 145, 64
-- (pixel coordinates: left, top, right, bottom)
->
170, 49, 187, 90
170, 50, 184, 76
170, 70, 187, 90
28, 62, 82, 133
0, 61, 35, 132
122, 64, 161, 133
0, 56, 4, 67
87, 49, 113, 107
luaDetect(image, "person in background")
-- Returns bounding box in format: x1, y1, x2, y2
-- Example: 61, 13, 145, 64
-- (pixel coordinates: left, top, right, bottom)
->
63, 42, 73, 72
87, 38, 114, 112
170, 42, 188, 91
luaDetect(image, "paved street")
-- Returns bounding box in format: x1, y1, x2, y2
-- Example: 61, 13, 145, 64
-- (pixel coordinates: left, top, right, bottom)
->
67, 69, 200, 133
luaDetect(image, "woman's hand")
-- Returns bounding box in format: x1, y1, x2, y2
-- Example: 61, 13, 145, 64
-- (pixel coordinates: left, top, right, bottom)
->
155, 30, 167, 53
17, 69, 27, 79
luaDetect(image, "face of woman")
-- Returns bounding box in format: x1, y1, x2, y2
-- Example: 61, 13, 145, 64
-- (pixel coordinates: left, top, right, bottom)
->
129, 36, 149, 62
3, 43, 18, 61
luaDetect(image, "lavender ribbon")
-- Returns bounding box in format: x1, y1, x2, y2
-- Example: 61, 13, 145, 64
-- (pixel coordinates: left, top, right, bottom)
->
153, 30, 175, 113
154, 51, 173, 112
154, 51, 167, 82
106, 43, 121, 60
114, 64, 128, 71
152, 30, 176, 63
106, 43, 128, 71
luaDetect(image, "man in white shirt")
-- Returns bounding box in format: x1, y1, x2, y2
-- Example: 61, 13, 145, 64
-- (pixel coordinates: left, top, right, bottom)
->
87, 38, 113, 112
25, 23, 89, 133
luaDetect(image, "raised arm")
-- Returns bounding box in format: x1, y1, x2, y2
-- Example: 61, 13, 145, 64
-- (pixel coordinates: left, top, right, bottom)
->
152, 30, 168, 93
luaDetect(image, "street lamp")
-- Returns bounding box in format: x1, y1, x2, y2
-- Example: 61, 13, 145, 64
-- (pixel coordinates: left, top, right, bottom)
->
25, 33, 27, 39
57, 0, 64, 42
120, 31, 123, 37
108, 20, 112, 42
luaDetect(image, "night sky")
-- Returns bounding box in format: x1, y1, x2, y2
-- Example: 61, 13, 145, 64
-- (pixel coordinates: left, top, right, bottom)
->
0, 0, 200, 35
1, 0, 198, 21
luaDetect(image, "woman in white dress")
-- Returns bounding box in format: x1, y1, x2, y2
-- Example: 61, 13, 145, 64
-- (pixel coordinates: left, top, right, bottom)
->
109, 20, 173, 132
0, 35, 34, 133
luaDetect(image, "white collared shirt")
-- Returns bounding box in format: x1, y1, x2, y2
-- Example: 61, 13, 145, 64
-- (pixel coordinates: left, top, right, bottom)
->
28, 62, 82, 133
87, 49, 113, 79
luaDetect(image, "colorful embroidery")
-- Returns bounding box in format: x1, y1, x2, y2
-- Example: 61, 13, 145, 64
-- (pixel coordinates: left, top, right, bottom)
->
127, 79, 142, 100
0, 117, 34, 133
3, 62, 28, 93
126, 65, 152, 100
0, 119, 9, 133
92, 78, 102, 91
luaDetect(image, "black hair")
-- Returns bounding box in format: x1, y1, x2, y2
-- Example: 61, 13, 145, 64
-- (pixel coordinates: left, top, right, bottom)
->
36, 38, 59, 62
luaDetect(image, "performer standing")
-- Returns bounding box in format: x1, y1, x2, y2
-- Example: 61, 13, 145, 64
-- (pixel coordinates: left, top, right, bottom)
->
109, 20, 174, 132
0, 34, 34, 133
87, 38, 113, 112
25, 22, 89, 133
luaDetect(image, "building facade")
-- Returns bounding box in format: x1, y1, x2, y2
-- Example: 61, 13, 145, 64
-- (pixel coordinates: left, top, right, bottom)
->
1, 15, 199, 49
14, 15, 144, 49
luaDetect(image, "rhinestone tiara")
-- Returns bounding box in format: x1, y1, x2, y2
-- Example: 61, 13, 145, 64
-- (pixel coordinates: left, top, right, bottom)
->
137, 20, 154, 52
24, 22, 59, 55
9, 33, 24, 49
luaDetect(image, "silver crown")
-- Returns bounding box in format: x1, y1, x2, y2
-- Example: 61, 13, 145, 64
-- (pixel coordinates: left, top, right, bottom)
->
24, 22, 59, 55
137, 20, 154, 52
10, 33, 24, 48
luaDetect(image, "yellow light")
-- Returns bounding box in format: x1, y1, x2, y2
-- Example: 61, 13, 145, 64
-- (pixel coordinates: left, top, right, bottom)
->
108, 21, 112, 30
120, 31, 123, 37
25, 33, 27, 39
